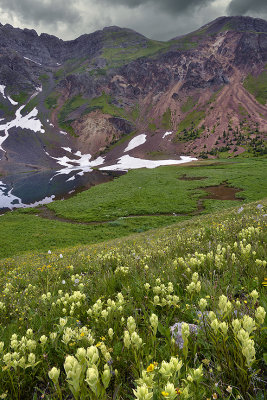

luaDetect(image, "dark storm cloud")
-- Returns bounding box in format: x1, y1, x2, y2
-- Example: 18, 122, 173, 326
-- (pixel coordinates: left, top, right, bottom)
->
96, 0, 212, 14
0, 0, 266, 42
0, 0, 80, 25
227, 0, 267, 15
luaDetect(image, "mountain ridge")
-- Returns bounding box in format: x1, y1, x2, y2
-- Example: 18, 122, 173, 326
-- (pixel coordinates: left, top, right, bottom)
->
0, 15, 266, 176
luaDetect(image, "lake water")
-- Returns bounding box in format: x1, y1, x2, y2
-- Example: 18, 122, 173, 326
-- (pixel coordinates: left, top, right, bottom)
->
0, 169, 124, 214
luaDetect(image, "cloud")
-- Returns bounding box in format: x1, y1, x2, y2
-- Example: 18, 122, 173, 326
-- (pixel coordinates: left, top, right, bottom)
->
0, 0, 80, 26
227, 0, 267, 15
0, 0, 265, 43
94, 0, 213, 14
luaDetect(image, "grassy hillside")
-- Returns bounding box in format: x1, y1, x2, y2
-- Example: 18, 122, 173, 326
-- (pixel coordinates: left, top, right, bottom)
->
47, 158, 267, 221
243, 66, 267, 105
0, 158, 266, 259
0, 200, 266, 399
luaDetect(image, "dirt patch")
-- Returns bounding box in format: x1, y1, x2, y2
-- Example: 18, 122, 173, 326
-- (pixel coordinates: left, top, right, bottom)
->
35, 207, 106, 225
202, 183, 243, 200
179, 174, 207, 181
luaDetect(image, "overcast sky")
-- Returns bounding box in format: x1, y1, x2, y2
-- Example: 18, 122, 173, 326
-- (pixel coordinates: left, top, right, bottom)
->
0, 0, 266, 41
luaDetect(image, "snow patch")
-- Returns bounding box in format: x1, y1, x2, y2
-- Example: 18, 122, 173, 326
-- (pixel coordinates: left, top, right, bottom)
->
24, 57, 42, 66
0, 105, 45, 154
0, 180, 22, 209
0, 179, 56, 211
66, 175, 75, 182
27, 195, 56, 208
7, 96, 18, 106
30, 86, 42, 100
124, 134, 147, 152
100, 155, 197, 171
62, 147, 72, 153
162, 131, 172, 138
46, 147, 105, 180
0, 85, 6, 99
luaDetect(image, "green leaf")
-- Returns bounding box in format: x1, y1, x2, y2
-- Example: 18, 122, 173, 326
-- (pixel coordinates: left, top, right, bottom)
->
157, 322, 171, 340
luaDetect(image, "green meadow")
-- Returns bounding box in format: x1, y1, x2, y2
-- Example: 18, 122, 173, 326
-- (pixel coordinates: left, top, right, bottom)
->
0, 157, 266, 259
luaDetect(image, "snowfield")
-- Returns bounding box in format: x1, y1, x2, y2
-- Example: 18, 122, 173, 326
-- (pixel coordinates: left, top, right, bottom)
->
100, 155, 198, 171
23, 57, 42, 66
0, 105, 45, 154
124, 134, 147, 152
46, 147, 105, 180
162, 131, 172, 138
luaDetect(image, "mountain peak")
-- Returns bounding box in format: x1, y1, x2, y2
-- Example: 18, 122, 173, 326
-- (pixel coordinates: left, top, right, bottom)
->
199, 15, 267, 35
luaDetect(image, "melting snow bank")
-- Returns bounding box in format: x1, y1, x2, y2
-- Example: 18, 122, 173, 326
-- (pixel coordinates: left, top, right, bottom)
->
0, 85, 18, 105
23, 57, 42, 66
46, 147, 105, 180
30, 86, 42, 100
7, 96, 18, 106
124, 134, 147, 152
0, 180, 55, 211
163, 131, 172, 138
100, 155, 198, 171
0, 85, 6, 99
0, 105, 45, 154
0, 180, 23, 209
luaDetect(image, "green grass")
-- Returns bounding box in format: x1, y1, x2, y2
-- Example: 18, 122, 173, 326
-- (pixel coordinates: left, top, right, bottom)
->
0, 158, 266, 259
148, 122, 157, 131
102, 40, 172, 69
11, 91, 29, 104
53, 58, 88, 80
45, 92, 60, 109
181, 96, 198, 113
0, 212, 183, 259
47, 158, 267, 222
161, 108, 172, 129
59, 95, 88, 121
177, 110, 205, 134
83, 92, 126, 118
57, 95, 90, 135
174, 36, 198, 50
39, 73, 49, 82
0, 102, 14, 117
130, 104, 140, 121
54, 68, 65, 80
0, 200, 266, 399
23, 96, 39, 113
243, 67, 267, 105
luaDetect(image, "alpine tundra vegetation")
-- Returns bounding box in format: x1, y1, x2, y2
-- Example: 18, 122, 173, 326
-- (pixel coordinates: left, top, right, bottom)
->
0, 200, 266, 399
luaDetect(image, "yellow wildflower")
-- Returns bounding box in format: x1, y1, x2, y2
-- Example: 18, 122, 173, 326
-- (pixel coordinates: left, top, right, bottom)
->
146, 363, 154, 373
161, 391, 169, 397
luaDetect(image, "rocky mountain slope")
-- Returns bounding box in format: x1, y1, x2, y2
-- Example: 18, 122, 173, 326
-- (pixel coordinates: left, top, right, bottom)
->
0, 16, 266, 175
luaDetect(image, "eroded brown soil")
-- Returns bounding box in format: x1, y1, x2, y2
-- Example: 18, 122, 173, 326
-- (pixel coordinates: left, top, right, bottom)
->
202, 183, 243, 200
